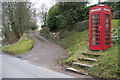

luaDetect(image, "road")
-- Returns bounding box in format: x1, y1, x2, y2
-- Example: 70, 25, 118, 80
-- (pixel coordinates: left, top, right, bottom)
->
15, 32, 91, 78
1, 32, 91, 78
1, 54, 73, 78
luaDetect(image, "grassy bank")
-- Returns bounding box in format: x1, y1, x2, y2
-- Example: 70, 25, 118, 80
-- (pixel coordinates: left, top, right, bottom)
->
50, 19, 119, 79
2, 33, 34, 55
89, 45, 119, 79
54, 30, 89, 63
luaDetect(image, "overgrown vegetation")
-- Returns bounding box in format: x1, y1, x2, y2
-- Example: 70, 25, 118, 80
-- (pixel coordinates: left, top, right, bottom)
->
41, 1, 120, 78
46, 2, 88, 31
46, 2, 120, 32
111, 19, 120, 44
2, 33, 34, 55
47, 19, 119, 79
89, 46, 119, 79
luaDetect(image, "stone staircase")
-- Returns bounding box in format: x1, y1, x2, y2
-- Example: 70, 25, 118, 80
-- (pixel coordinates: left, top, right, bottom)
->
65, 52, 102, 75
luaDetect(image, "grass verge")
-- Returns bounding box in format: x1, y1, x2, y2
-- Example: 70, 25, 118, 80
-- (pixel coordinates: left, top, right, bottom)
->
2, 33, 34, 55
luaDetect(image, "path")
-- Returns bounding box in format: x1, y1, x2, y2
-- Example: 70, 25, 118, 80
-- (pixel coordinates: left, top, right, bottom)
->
15, 31, 91, 78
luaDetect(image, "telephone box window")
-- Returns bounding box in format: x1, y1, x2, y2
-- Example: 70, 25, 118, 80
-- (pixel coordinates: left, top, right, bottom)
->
106, 42, 110, 45
92, 42, 100, 45
106, 19, 109, 22
106, 30, 109, 33
106, 14, 110, 17
106, 38, 109, 41
92, 14, 100, 18
106, 26, 109, 29
92, 26, 98, 29
105, 34, 109, 37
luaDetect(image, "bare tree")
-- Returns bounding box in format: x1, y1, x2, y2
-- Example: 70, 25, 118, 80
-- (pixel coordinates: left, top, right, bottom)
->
39, 3, 48, 26
2, 2, 37, 45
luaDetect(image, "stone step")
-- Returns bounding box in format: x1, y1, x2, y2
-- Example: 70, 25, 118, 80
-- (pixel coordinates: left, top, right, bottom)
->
78, 57, 97, 62
72, 62, 93, 68
66, 67, 88, 75
82, 53, 101, 57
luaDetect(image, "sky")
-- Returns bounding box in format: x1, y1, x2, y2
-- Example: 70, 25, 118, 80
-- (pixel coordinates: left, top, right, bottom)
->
88, 0, 106, 5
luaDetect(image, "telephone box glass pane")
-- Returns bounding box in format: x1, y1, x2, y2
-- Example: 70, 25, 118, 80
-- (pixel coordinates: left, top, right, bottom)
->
106, 19, 109, 22
106, 42, 110, 45
106, 34, 109, 37
92, 30, 99, 33
92, 42, 100, 45
92, 31, 96, 33
92, 38, 95, 41
106, 14, 110, 17
92, 38, 100, 41
92, 42, 96, 45
92, 14, 99, 18
92, 26, 98, 29
92, 18, 100, 22
93, 22, 100, 25
106, 38, 109, 41
106, 23, 109, 25
106, 26, 109, 29
92, 34, 95, 37
106, 30, 109, 33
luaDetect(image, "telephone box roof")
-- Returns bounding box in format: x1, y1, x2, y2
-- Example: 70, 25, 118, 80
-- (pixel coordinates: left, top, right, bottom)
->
89, 4, 111, 13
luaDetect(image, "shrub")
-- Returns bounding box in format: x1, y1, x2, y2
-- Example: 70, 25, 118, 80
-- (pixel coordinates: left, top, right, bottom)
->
46, 2, 87, 32
74, 20, 89, 31
40, 26, 51, 39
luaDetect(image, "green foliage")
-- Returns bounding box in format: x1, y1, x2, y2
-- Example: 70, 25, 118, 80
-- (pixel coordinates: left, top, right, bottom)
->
81, 4, 97, 20
101, 2, 120, 19
111, 19, 120, 44
46, 5, 59, 31
30, 26, 38, 30
29, 21, 38, 30
102, 2, 120, 13
53, 29, 89, 63
2, 34, 34, 55
46, 2, 87, 31
74, 20, 89, 31
46, 2, 120, 32
40, 26, 51, 39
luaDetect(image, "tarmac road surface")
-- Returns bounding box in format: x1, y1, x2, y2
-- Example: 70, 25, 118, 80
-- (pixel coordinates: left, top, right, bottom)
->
1, 54, 74, 78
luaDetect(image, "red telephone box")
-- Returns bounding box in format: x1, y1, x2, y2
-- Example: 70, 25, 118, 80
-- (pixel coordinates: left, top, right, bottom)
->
89, 4, 111, 50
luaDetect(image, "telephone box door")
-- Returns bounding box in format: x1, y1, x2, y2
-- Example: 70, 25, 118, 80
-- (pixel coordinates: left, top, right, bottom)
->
90, 13, 101, 50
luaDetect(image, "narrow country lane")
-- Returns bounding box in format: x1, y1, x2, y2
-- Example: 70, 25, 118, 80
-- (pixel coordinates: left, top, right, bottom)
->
1, 54, 73, 78
16, 31, 67, 70
14, 31, 91, 78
